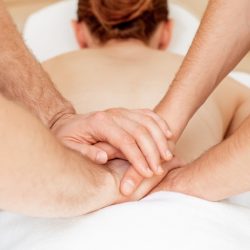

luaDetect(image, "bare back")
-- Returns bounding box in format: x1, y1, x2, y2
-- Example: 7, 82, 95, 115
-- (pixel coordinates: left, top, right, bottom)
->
43, 44, 250, 163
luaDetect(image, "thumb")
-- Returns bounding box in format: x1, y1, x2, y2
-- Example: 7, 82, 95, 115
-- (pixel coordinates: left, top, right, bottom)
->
95, 142, 126, 160
63, 140, 108, 164
120, 167, 144, 196
80, 144, 108, 164
120, 156, 183, 196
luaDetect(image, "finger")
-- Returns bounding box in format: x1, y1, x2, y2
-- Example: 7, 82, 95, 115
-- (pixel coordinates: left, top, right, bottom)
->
95, 142, 126, 160
80, 145, 108, 164
96, 119, 154, 178
126, 111, 174, 163
121, 156, 182, 196
64, 140, 108, 164
136, 109, 172, 138
116, 116, 162, 175
151, 158, 184, 193
120, 166, 144, 196
80, 144, 109, 164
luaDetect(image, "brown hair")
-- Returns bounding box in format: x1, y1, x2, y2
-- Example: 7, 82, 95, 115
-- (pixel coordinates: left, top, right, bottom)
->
77, 0, 169, 44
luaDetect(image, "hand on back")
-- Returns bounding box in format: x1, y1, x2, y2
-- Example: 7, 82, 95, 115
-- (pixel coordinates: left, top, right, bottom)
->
51, 108, 175, 195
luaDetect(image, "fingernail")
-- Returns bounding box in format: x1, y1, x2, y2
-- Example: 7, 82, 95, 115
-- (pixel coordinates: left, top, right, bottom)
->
165, 150, 173, 161
157, 165, 164, 175
122, 179, 135, 196
96, 151, 108, 164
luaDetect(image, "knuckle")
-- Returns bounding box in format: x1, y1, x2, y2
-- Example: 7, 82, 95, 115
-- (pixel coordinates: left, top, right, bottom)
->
151, 112, 163, 122
128, 173, 144, 184
135, 125, 149, 137
93, 111, 109, 122
108, 107, 126, 114
156, 114, 165, 122
106, 108, 117, 114
140, 116, 158, 130
143, 115, 155, 124
106, 108, 126, 119
123, 136, 136, 146
157, 115, 168, 126
158, 116, 167, 125
141, 108, 152, 114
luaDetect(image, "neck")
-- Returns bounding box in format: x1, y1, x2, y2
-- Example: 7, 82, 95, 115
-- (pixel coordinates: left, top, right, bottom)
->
101, 39, 147, 49
92, 39, 154, 59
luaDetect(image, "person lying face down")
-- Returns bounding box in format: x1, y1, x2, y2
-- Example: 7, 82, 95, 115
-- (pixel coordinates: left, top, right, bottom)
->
73, 0, 172, 50
43, 0, 250, 202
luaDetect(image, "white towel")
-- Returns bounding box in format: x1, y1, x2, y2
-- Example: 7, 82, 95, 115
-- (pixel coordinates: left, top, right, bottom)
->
1, 192, 250, 250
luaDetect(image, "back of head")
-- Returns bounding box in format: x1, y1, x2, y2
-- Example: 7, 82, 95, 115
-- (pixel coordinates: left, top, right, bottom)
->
77, 0, 169, 44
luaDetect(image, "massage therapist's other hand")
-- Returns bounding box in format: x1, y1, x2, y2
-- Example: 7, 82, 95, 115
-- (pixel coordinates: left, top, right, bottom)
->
120, 152, 181, 196
107, 157, 182, 203
151, 164, 190, 196
51, 108, 173, 178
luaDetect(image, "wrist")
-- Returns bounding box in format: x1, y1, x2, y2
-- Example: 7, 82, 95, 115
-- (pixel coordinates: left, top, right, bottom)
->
155, 79, 200, 142
155, 103, 188, 142
163, 166, 202, 198
163, 167, 188, 193
48, 104, 76, 129
165, 164, 222, 202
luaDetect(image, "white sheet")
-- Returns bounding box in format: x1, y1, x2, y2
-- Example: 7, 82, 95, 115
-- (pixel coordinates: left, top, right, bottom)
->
23, 0, 200, 62
1, 192, 250, 250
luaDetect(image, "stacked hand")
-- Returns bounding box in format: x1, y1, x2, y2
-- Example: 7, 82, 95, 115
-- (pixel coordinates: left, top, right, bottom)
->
106, 157, 182, 203
51, 108, 179, 196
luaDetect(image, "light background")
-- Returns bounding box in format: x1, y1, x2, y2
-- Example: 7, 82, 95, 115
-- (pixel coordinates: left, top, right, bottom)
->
3, 0, 249, 73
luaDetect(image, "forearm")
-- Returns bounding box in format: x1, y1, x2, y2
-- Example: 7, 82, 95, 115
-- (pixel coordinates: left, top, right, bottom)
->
0, 96, 114, 217
165, 116, 250, 201
0, 1, 75, 127
156, 0, 250, 140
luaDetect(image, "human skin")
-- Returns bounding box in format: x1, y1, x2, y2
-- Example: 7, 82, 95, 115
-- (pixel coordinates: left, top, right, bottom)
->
0, 0, 74, 127
152, 0, 250, 200
0, 0, 172, 180
154, 116, 250, 201
43, 38, 250, 201
126, 0, 250, 195
0, 91, 177, 217
156, 0, 250, 139
0, 94, 117, 217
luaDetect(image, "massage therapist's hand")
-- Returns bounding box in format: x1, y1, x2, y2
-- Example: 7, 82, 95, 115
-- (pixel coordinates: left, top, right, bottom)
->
107, 157, 182, 203
51, 108, 173, 178
151, 166, 185, 195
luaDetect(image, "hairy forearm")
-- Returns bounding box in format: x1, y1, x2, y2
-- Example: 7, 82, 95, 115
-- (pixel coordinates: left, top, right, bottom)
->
0, 96, 114, 217
165, 116, 250, 201
156, 0, 250, 140
0, 1, 75, 127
